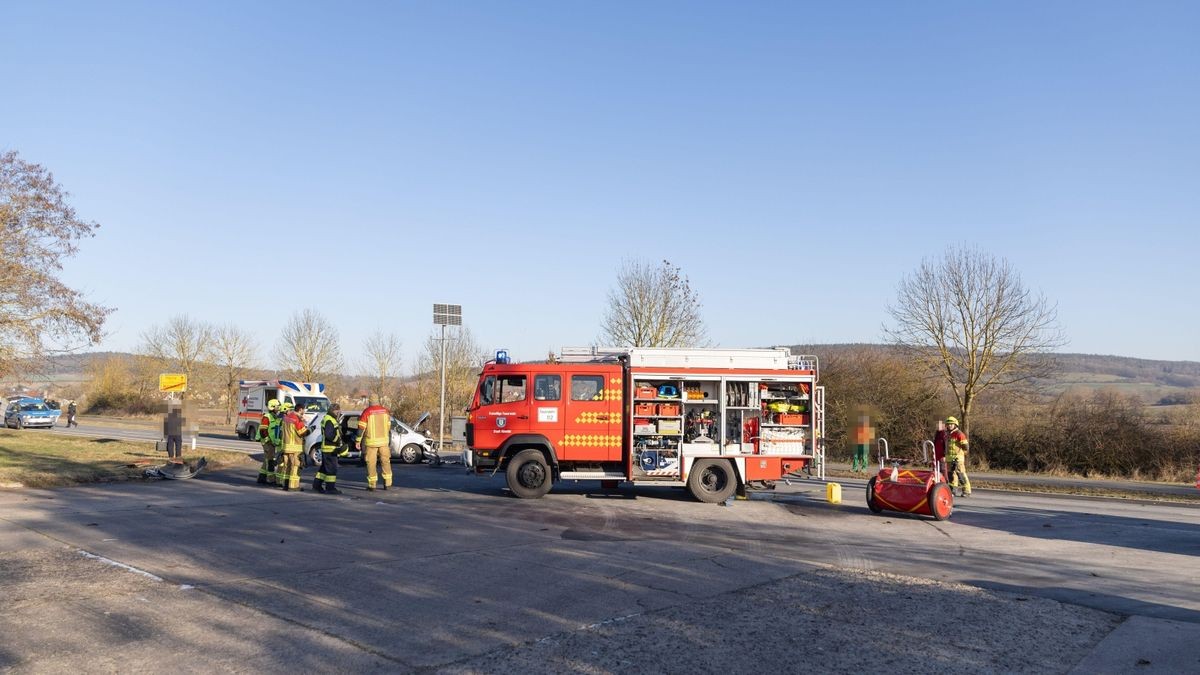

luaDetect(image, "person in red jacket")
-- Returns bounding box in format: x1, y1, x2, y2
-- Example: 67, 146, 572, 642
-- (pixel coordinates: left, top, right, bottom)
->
277, 401, 311, 491
359, 394, 392, 491
945, 416, 971, 497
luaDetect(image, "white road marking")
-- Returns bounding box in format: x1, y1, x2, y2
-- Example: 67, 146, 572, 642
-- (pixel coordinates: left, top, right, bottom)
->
79, 550, 164, 582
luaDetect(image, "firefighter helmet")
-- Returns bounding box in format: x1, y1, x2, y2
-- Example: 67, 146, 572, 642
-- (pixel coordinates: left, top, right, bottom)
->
946, 416, 959, 426
267, 399, 280, 411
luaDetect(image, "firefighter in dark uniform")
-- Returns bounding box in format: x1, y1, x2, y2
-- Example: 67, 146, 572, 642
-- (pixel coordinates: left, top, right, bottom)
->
314, 402, 344, 494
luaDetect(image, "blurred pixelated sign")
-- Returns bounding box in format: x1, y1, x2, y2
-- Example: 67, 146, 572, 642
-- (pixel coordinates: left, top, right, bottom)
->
433, 303, 462, 326
159, 374, 188, 393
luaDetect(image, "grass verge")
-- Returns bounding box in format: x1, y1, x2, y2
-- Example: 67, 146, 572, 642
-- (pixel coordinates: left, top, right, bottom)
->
0, 429, 255, 489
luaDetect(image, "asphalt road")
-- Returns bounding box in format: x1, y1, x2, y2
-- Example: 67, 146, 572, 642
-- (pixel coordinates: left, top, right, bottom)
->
51, 421, 261, 453
1, 458, 1198, 673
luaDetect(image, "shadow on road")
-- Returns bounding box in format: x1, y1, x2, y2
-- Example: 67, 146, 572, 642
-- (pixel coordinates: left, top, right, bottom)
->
952, 504, 1200, 557
972, 580, 1200, 624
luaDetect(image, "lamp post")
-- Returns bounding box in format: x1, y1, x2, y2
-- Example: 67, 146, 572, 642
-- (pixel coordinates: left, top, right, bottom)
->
433, 304, 462, 461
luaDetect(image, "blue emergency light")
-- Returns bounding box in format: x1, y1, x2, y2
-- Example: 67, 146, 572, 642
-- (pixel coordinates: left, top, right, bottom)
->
496, 349, 510, 364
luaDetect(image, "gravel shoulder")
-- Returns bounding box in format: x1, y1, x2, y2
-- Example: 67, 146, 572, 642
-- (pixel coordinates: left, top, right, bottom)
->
441, 566, 1120, 674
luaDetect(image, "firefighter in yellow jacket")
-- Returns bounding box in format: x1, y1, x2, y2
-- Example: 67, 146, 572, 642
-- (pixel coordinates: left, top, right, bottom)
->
276, 401, 310, 491
256, 399, 281, 485
359, 394, 392, 491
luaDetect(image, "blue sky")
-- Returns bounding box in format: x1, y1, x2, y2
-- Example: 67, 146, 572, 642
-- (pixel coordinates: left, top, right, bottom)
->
4, 1, 1198, 370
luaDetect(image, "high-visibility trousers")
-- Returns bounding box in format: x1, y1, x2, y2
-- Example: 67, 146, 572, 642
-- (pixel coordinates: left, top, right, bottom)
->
364, 444, 392, 488
947, 456, 971, 494
277, 450, 301, 490
259, 441, 277, 483
316, 449, 339, 485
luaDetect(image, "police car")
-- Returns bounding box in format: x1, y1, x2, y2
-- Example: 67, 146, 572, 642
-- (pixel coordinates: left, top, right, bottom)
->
4, 398, 62, 429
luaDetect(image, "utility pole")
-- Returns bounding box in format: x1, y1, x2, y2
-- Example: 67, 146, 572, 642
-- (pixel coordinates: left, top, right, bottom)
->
433, 304, 462, 465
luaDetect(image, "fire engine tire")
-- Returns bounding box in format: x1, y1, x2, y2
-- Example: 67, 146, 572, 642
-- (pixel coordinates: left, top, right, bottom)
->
687, 459, 737, 504
929, 482, 953, 521
866, 476, 883, 513
506, 449, 552, 499
399, 444, 424, 464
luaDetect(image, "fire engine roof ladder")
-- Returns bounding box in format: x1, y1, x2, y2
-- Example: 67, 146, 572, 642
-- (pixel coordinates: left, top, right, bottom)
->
558, 347, 817, 372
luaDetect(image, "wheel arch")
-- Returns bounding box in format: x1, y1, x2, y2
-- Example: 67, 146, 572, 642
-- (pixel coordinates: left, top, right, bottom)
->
683, 455, 745, 487
497, 435, 559, 478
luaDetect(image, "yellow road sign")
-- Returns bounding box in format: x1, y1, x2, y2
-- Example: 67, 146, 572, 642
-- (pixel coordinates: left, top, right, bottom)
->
159, 373, 188, 393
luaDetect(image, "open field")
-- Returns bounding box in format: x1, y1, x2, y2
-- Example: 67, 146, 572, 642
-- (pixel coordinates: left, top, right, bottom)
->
0, 428, 256, 488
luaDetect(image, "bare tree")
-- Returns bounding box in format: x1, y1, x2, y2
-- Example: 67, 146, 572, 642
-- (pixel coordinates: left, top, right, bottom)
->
394, 326, 489, 433
361, 330, 402, 404
0, 151, 112, 377
600, 259, 708, 348
212, 324, 257, 424
140, 315, 214, 399
277, 309, 343, 382
885, 246, 1064, 434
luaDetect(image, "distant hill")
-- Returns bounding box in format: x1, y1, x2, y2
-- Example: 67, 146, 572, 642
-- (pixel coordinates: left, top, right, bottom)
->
7, 346, 1199, 405
788, 344, 1200, 404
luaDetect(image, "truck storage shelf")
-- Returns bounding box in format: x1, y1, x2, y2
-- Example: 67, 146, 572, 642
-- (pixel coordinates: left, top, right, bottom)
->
761, 423, 809, 427
632, 415, 682, 419
682, 399, 719, 404
725, 406, 759, 410
633, 432, 681, 436
634, 398, 683, 402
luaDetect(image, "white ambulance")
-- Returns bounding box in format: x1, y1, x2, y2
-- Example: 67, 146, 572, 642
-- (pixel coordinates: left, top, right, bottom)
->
235, 380, 329, 456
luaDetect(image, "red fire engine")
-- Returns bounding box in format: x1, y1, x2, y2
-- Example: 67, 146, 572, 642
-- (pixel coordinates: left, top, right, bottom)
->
465, 347, 825, 502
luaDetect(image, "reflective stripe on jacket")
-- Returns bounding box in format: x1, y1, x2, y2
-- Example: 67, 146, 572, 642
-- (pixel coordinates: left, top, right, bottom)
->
258, 412, 275, 443
267, 410, 282, 446
322, 413, 341, 450
281, 411, 307, 453
947, 429, 968, 459
359, 405, 390, 447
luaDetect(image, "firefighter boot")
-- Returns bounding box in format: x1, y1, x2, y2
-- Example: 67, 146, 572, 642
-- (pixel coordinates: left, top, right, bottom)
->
325, 483, 342, 495
312, 477, 325, 494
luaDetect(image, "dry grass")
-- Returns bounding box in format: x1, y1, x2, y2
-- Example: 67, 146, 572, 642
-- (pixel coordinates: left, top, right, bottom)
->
824, 466, 1200, 503
0, 429, 254, 489
967, 480, 1200, 503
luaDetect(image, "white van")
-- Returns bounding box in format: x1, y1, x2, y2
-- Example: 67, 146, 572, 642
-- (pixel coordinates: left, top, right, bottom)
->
320, 411, 437, 466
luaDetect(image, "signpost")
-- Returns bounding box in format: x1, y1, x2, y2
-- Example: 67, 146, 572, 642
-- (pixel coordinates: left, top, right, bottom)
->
433, 304, 462, 465
159, 374, 188, 393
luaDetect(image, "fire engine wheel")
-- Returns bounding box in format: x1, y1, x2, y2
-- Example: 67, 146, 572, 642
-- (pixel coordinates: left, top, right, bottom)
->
929, 482, 953, 521
399, 444, 424, 464
506, 449, 552, 499
866, 476, 883, 513
687, 459, 737, 504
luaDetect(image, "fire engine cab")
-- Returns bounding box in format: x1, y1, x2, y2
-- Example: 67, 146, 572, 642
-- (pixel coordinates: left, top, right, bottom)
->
466, 347, 825, 502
